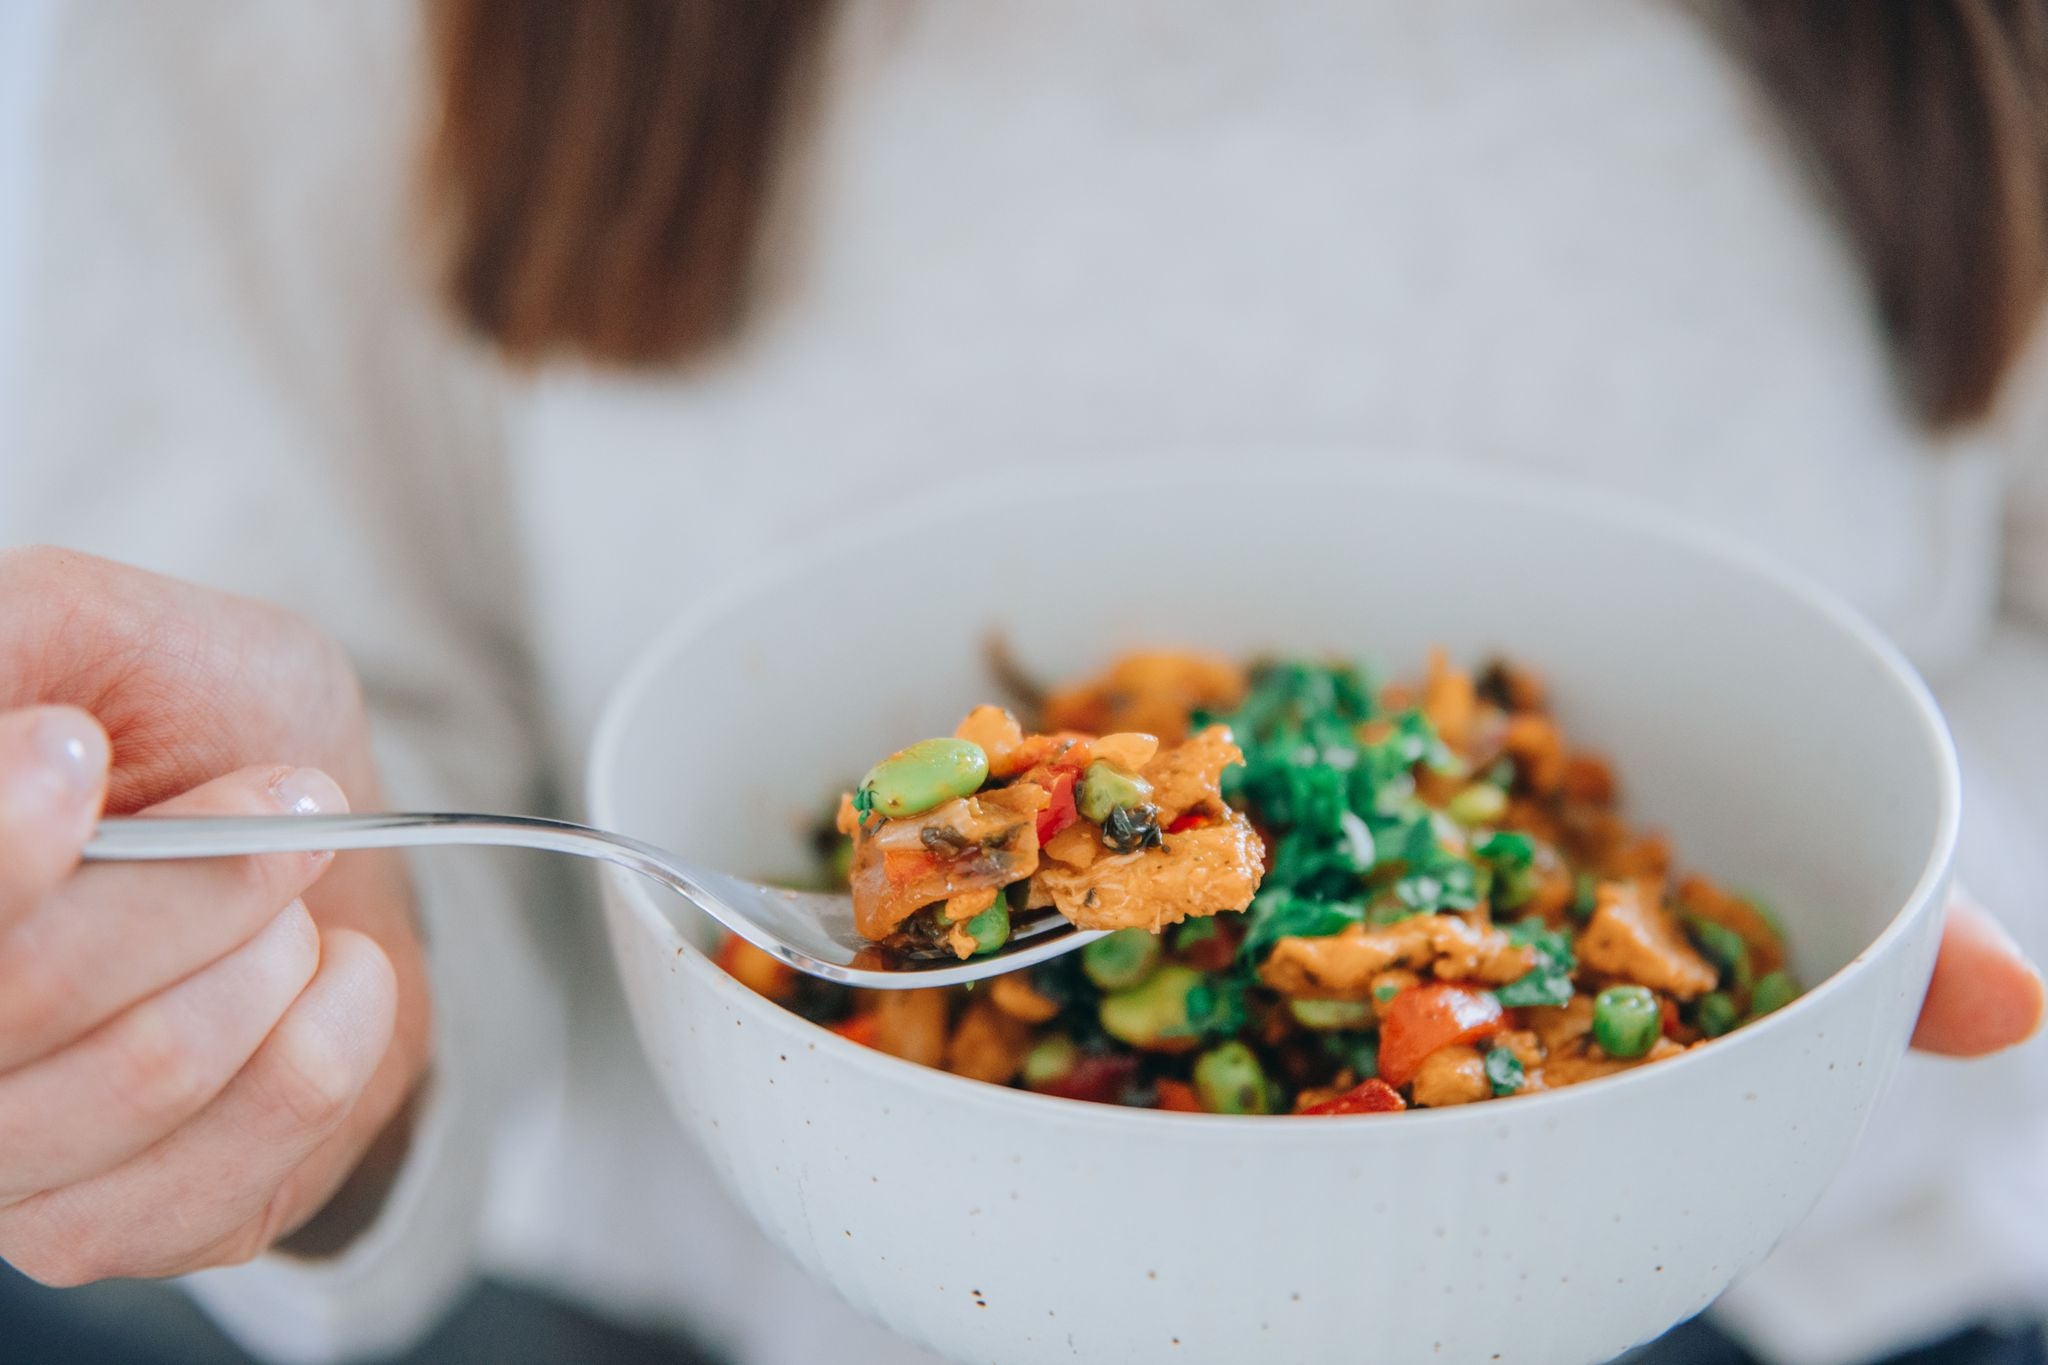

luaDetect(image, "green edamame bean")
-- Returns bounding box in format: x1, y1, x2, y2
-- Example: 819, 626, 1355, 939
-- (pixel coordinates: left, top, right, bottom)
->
1021, 1035, 1078, 1090
1077, 761, 1152, 824
964, 905, 1010, 956
1592, 984, 1660, 1059
860, 738, 989, 819
1749, 970, 1798, 1018
1287, 997, 1374, 1031
1193, 1041, 1275, 1115
1445, 782, 1509, 827
1693, 991, 1739, 1038
1098, 964, 1201, 1050
1082, 927, 1161, 991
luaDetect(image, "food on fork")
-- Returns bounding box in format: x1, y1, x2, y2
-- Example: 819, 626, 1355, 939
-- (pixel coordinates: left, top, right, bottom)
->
838, 690, 1265, 956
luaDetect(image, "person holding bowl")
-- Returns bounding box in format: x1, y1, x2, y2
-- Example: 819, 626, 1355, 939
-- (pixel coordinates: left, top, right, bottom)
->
3, 3, 2046, 1363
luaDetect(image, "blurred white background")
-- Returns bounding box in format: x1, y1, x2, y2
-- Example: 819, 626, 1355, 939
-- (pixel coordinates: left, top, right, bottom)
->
0, 0, 57, 488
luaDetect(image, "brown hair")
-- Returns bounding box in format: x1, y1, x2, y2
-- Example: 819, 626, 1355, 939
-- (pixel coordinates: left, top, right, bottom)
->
421, 0, 827, 365
424, 0, 2048, 428
1715, 0, 2048, 427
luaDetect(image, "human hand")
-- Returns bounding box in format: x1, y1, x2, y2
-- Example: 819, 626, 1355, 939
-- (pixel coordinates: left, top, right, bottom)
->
0, 547, 429, 1284
1912, 892, 2043, 1056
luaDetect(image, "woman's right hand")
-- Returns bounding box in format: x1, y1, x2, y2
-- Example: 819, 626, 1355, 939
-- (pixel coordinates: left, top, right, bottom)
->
0, 547, 431, 1285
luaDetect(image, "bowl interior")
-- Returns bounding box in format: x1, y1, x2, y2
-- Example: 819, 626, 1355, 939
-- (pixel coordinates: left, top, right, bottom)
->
593, 458, 1953, 988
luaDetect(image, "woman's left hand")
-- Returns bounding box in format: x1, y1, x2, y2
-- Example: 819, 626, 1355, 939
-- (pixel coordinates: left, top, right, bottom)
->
1912, 893, 2044, 1055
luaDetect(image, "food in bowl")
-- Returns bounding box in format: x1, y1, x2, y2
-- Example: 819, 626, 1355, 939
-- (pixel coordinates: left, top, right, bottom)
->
721, 647, 1801, 1115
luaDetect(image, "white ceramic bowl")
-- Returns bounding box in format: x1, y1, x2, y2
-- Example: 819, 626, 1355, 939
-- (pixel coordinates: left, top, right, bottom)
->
588, 458, 1957, 1365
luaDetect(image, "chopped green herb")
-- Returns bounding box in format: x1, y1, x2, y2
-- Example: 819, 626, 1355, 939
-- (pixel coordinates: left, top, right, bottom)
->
1185, 973, 1251, 1039
1321, 1030, 1380, 1079
1493, 919, 1576, 1008
1473, 829, 1536, 871
1237, 890, 1365, 966
1484, 1045, 1526, 1097
1172, 917, 1221, 953
851, 783, 876, 827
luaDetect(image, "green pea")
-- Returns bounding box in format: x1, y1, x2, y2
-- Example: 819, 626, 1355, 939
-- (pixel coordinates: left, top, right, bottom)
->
1592, 985, 1661, 1059
1688, 919, 1753, 993
1571, 871, 1599, 921
1098, 964, 1201, 1050
1749, 970, 1799, 1018
964, 905, 1010, 956
1021, 1035, 1078, 1090
1193, 1041, 1275, 1115
1077, 761, 1153, 824
1082, 927, 1161, 992
1694, 991, 1740, 1038
1288, 997, 1374, 1031
1445, 782, 1509, 827
860, 739, 989, 819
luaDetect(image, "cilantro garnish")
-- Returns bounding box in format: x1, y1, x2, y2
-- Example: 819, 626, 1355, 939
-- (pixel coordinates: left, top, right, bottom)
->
1186, 973, 1251, 1039
1484, 1045, 1526, 1097
1493, 919, 1576, 1008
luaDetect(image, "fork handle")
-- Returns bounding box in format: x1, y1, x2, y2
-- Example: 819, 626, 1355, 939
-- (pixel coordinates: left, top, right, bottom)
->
84, 810, 716, 913
83, 811, 636, 861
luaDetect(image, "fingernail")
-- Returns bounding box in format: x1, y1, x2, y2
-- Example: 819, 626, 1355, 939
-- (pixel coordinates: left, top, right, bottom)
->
32, 708, 109, 800
268, 767, 345, 816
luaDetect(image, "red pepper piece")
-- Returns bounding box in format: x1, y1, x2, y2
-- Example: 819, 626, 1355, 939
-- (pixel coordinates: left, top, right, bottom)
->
1036, 768, 1080, 844
1299, 1077, 1407, 1116
1377, 982, 1506, 1088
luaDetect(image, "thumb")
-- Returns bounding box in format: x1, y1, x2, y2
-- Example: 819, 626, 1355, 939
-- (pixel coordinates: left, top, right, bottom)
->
0, 706, 110, 930
1911, 896, 2046, 1056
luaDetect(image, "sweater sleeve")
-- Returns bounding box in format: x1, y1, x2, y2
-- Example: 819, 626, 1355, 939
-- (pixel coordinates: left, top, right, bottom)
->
1710, 372, 2048, 1362
6, 4, 563, 1360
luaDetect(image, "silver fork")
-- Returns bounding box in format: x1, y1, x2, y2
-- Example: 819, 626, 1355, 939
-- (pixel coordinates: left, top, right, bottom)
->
82, 813, 1104, 989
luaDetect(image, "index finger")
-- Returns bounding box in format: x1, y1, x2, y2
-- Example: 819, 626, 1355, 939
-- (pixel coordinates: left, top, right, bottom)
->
0, 707, 110, 931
